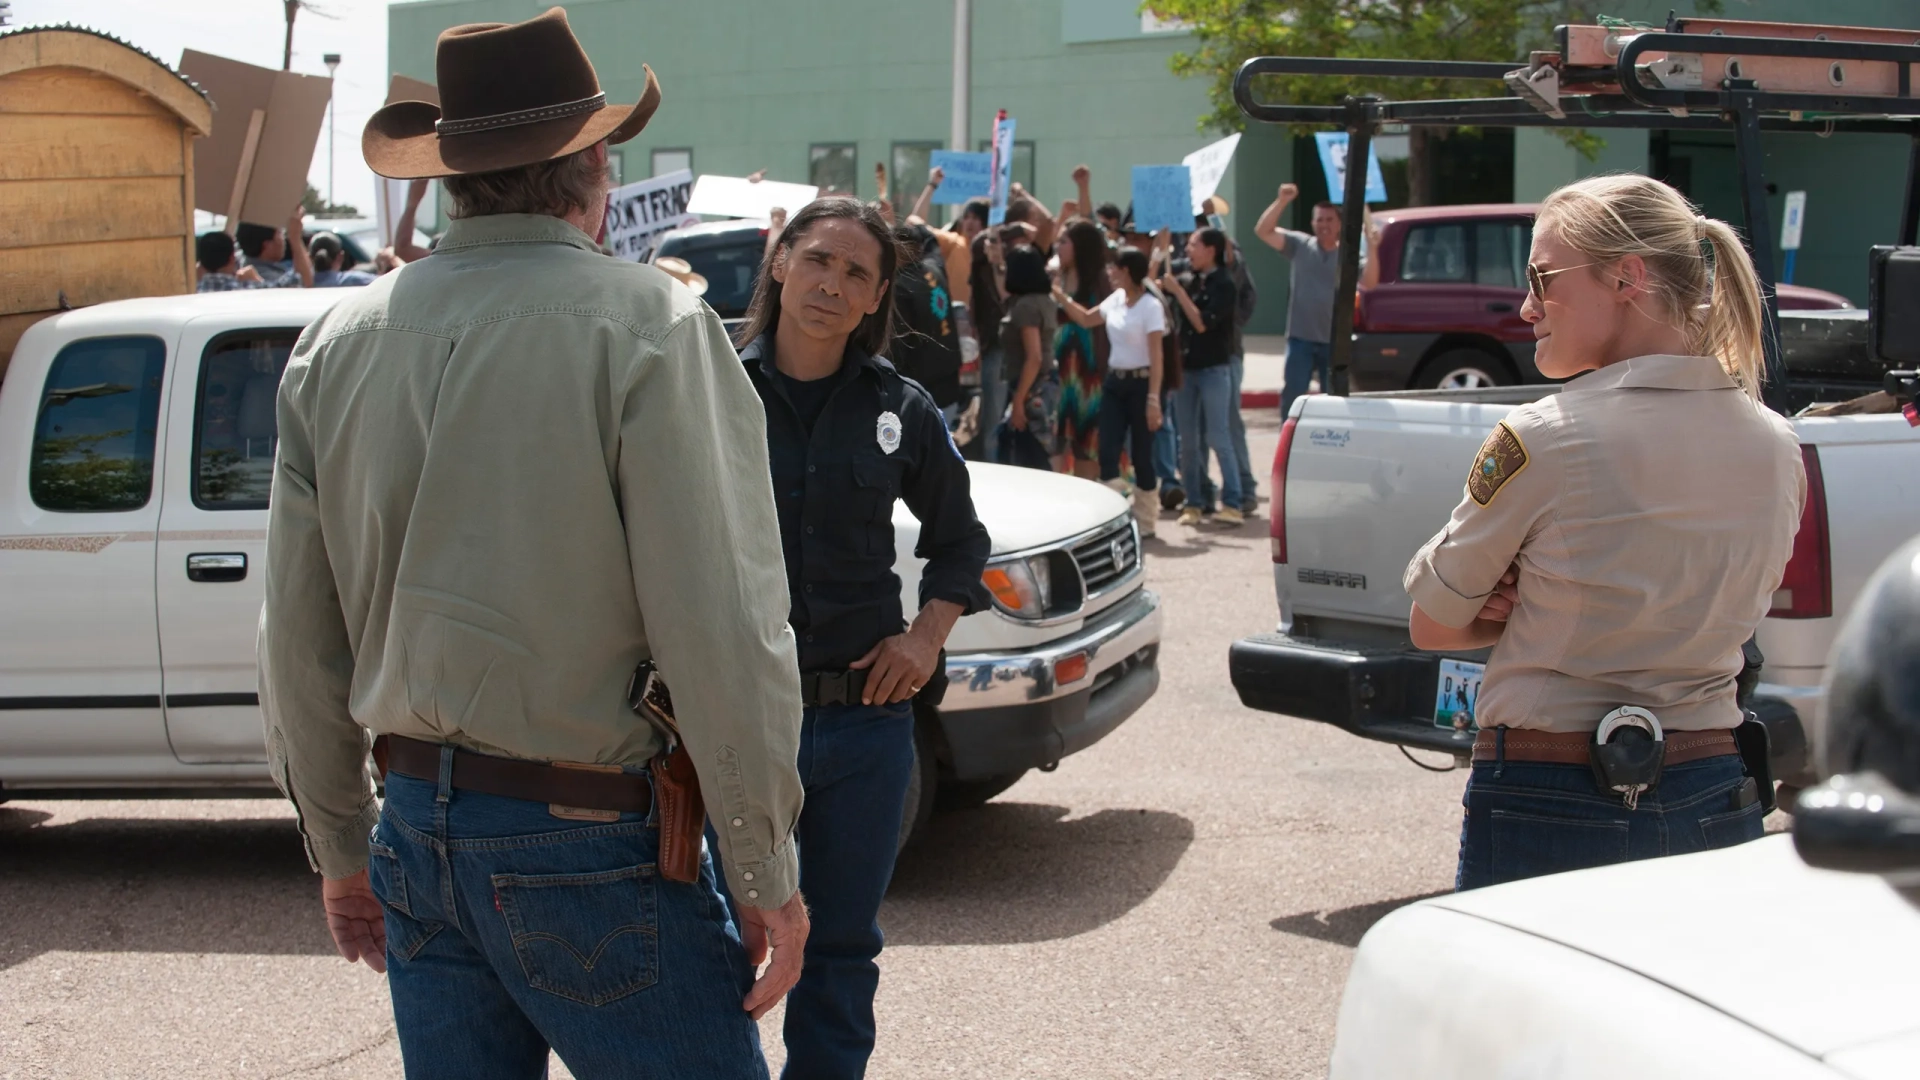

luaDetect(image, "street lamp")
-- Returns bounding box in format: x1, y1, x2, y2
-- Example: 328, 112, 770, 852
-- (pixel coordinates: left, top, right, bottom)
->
323, 52, 342, 212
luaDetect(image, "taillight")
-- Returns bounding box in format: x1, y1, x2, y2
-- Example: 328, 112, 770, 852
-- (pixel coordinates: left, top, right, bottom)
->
1271, 417, 1299, 564
1352, 288, 1366, 332
1770, 445, 1831, 619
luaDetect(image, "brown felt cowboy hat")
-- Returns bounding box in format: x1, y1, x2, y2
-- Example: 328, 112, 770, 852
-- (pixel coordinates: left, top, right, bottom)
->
364, 7, 660, 180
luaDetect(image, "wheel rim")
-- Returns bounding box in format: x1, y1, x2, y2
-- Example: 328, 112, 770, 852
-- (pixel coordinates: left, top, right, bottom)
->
1438, 367, 1499, 389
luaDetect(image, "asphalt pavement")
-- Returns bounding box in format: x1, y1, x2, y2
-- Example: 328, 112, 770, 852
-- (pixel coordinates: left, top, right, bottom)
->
1, 412, 1476, 1079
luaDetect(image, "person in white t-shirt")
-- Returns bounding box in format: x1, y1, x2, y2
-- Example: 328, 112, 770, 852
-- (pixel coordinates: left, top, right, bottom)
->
1054, 246, 1165, 535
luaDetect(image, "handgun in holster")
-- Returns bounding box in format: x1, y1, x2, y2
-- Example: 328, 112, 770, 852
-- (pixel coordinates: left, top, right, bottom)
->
627, 660, 704, 884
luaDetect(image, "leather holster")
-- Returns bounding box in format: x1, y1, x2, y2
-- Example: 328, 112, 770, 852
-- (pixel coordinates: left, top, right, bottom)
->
650, 743, 703, 884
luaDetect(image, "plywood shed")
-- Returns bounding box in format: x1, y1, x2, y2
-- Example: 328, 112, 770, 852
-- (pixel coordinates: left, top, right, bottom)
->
0, 26, 213, 383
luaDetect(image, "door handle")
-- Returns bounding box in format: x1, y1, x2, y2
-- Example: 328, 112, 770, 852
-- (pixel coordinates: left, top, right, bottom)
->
186, 553, 247, 583
1487, 302, 1515, 313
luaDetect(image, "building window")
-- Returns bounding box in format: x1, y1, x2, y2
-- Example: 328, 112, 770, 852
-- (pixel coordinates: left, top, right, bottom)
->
29, 336, 167, 513
977, 138, 1035, 195
810, 143, 858, 197
890, 142, 942, 209
652, 148, 692, 177
607, 150, 625, 189
193, 332, 297, 510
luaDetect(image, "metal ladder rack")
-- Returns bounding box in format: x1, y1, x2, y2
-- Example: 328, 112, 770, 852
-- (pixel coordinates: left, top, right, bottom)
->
1232, 17, 1920, 415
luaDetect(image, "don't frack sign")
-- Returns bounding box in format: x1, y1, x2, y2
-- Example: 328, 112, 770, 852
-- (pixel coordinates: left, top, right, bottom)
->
605, 169, 697, 262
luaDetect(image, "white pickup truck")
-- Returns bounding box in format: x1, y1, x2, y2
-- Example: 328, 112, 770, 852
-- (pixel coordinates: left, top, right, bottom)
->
0, 290, 1161, 845
1229, 374, 1920, 778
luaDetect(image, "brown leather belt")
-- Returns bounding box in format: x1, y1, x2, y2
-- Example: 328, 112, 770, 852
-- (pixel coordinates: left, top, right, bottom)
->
382, 735, 652, 814
1472, 727, 1739, 766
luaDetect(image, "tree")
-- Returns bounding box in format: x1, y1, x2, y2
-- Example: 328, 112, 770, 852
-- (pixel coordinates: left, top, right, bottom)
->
302, 184, 359, 219
1146, 2, 1716, 205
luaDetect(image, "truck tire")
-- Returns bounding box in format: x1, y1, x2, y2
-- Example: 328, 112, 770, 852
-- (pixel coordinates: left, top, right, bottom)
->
1412, 348, 1514, 390
897, 716, 938, 854
933, 770, 1028, 814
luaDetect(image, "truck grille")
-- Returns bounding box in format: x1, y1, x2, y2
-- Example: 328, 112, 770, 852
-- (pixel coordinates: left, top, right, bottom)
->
1072, 519, 1139, 597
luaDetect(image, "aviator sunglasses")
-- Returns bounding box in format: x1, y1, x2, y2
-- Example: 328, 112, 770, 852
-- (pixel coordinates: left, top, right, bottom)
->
1525, 261, 1595, 303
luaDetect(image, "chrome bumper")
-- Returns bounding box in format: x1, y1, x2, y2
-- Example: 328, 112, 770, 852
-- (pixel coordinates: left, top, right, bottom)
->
942, 588, 1162, 710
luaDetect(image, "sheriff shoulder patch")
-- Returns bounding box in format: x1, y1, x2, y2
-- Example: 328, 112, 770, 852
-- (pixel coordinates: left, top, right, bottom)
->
1466, 421, 1529, 506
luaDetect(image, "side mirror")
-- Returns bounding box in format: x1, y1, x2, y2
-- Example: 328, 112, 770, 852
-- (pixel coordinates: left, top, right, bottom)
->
1792, 772, 1920, 887
1867, 245, 1920, 365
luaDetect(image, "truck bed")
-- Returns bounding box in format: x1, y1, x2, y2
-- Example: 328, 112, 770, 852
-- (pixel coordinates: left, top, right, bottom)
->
1235, 386, 1920, 762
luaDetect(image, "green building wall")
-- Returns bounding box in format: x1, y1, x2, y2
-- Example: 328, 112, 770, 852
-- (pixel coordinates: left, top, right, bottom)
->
391, 0, 1920, 334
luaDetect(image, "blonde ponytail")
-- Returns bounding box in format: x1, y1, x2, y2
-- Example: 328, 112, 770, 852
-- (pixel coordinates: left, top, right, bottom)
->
1536, 174, 1770, 400
1695, 217, 1767, 399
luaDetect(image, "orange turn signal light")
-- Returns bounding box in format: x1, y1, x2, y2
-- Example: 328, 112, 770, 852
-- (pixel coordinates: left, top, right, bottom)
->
983, 568, 1025, 610
1053, 652, 1088, 685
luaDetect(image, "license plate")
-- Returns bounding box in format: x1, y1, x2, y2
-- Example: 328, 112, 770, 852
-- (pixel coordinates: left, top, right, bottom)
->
1433, 659, 1485, 732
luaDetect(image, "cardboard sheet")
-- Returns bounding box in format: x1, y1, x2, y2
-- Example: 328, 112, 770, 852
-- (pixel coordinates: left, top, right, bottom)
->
181, 50, 332, 225
685, 175, 818, 220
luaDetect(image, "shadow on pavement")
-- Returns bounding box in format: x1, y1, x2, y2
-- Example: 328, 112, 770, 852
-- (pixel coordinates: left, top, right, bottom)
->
883, 802, 1193, 946
0, 811, 332, 971
1268, 890, 1451, 948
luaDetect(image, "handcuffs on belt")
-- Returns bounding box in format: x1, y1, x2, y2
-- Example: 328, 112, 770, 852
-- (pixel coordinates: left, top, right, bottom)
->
1592, 706, 1664, 809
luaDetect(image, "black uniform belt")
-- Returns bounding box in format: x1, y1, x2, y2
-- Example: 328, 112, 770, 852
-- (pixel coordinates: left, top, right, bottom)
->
379, 734, 653, 813
800, 669, 869, 707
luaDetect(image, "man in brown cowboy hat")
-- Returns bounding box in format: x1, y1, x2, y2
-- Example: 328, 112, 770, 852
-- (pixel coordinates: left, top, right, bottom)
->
258, 8, 809, 1076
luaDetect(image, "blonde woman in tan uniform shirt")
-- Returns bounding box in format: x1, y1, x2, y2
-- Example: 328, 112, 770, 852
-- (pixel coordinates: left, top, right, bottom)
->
1404, 175, 1805, 890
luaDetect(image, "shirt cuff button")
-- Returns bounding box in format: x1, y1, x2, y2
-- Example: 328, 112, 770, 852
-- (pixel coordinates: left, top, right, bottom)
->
731, 817, 745, 827
742, 871, 754, 881
746, 889, 759, 900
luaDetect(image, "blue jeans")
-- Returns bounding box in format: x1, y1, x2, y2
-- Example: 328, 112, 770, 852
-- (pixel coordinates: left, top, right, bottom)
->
1173, 363, 1243, 512
372, 757, 766, 1080
1456, 752, 1765, 891
1282, 337, 1331, 419
1097, 373, 1156, 491
1152, 389, 1181, 494
1226, 354, 1257, 500
708, 701, 915, 1080
977, 347, 1006, 463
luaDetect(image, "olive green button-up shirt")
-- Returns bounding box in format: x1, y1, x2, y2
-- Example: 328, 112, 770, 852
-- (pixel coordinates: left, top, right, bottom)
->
259, 213, 804, 907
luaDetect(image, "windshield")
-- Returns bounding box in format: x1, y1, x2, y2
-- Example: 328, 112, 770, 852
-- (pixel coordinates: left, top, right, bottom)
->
655, 231, 765, 319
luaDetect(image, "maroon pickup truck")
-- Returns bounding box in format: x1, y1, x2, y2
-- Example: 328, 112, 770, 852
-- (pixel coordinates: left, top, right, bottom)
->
1351, 203, 1853, 390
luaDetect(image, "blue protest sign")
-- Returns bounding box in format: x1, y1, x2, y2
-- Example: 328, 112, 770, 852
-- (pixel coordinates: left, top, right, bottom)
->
1131, 165, 1193, 233
930, 150, 992, 204
1313, 131, 1387, 204
988, 113, 1016, 225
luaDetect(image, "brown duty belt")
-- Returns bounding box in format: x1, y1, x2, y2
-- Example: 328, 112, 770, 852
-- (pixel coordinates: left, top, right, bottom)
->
1471, 727, 1739, 766
379, 734, 652, 814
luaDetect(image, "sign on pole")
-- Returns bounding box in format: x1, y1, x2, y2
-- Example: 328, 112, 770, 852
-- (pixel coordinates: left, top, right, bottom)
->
1312, 131, 1388, 205
1131, 165, 1194, 233
929, 150, 992, 204
1780, 189, 1807, 284
987, 111, 1016, 225
1182, 133, 1241, 215
180, 49, 332, 225
604, 169, 697, 262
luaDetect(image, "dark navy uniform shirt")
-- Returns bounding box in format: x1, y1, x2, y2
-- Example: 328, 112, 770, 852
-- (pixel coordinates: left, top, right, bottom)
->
741, 333, 992, 672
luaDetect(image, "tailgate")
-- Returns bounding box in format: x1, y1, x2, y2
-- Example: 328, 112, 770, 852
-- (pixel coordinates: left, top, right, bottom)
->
1280, 393, 1537, 627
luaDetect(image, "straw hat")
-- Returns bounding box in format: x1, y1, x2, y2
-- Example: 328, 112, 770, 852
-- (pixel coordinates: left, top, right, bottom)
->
654, 256, 708, 296
363, 7, 660, 180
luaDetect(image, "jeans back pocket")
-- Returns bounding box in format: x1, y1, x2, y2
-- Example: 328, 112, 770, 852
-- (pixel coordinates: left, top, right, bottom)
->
492, 864, 660, 1007
1489, 809, 1631, 886
1699, 800, 1766, 851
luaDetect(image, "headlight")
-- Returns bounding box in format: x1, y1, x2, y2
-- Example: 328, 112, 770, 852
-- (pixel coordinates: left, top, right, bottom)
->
983, 555, 1052, 619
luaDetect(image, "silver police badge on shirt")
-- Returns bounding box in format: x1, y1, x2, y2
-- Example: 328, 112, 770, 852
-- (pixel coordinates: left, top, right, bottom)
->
876, 410, 903, 455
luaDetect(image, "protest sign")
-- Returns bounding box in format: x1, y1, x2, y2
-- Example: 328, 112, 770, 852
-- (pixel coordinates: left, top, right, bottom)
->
1131, 165, 1193, 233
605, 169, 697, 262
1182, 133, 1241, 214
685, 174, 819, 220
987, 111, 1016, 225
181, 49, 332, 226
930, 150, 992, 204
1313, 131, 1388, 204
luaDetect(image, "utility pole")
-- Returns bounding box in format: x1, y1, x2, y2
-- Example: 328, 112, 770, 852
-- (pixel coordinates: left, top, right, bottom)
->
323, 52, 341, 212
948, 0, 970, 226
